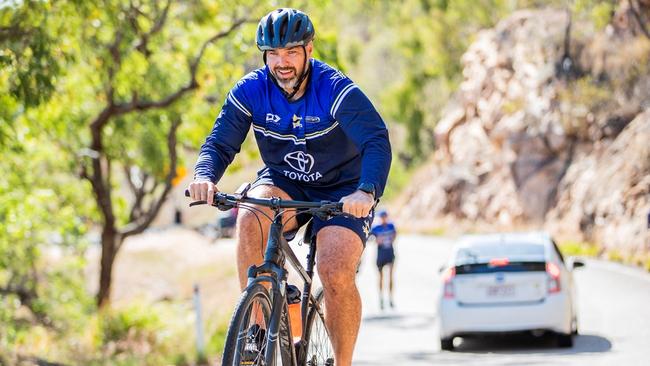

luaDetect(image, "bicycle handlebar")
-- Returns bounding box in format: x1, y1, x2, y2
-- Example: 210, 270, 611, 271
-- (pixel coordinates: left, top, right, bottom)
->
184, 189, 344, 215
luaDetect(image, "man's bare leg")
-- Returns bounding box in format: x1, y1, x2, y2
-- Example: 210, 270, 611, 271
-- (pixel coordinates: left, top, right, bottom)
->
235, 185, 297, 289
317, 226, 363, 366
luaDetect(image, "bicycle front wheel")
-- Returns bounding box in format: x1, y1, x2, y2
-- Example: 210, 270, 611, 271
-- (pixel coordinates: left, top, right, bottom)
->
221, 283, 272, 366
304, 288, 334, 366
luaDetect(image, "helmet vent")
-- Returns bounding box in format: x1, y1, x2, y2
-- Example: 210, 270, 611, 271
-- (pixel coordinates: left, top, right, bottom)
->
295, 19, 303, 38
279, 18, 288, 41
266, 20, 274, 41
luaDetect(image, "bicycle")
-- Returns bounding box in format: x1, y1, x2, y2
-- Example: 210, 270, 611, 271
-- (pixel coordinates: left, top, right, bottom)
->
185, 185, 343, 366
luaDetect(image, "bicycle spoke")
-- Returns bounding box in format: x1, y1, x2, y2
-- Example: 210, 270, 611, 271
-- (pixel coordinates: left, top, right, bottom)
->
305, 290, 335, 366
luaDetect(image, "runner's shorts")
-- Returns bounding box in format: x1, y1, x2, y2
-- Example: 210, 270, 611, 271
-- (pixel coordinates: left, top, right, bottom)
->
376, 247, 395, 269
250, 167, 375, 247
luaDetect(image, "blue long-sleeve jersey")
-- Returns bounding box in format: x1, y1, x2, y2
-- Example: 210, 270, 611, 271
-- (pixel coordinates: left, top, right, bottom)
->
195, 59, 392, 197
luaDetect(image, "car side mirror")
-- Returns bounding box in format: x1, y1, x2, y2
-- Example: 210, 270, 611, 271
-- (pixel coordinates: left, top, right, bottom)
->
569, 257, 585, 270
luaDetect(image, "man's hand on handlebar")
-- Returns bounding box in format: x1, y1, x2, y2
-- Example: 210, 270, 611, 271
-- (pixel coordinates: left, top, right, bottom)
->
188, 179, 218, 205
340, 190, 374, 218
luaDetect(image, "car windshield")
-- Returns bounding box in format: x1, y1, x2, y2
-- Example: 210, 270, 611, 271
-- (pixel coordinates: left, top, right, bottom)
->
455, 242, 545, 265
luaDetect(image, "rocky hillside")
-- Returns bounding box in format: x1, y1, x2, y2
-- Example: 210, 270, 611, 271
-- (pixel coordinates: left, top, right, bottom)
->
395, 4, 650, 260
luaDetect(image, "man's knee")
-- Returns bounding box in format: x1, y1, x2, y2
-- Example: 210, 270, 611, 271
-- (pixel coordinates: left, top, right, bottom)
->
319, 261, 356, 290
317, 226, 362, 290
236, 208, 263, 235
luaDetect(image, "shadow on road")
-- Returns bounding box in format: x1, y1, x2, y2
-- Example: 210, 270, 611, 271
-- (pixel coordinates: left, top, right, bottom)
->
451, 333, 612, 354
372, 334, 614, 366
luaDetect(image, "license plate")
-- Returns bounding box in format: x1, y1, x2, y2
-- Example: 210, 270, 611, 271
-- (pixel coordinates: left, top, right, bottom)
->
487, 284, 515, 297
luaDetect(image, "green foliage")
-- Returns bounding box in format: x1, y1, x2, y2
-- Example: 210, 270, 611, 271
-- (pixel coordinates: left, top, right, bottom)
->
207, 318, 229, 361
332, 0, 519, 162
561, 241, 650, 273
559, 240, 601, 257
558, 76, 614, 139
573, 0, 616, 30
380, 153, 417, 201
0, 0, 74, 108
606, 248, 625, 263
332, 0, 619, 166
590, 2, 615, 30
99, 304, 162, 346
392, 0, 527, 158
1, 0, 275, 361
0, 111, 94, 355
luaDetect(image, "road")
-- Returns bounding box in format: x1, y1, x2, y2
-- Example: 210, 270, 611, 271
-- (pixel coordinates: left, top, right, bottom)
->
353, 234, 650, 366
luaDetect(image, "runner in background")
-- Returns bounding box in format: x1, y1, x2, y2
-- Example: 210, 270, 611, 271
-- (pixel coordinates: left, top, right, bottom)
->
370, 210, 397, 310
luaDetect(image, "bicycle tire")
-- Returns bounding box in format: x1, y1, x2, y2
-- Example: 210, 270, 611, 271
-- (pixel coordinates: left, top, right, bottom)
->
303, 288, 335, 366
222, 284, 272, 366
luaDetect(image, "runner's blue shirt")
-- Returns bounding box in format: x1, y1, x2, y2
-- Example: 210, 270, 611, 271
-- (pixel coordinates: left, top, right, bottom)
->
371, 223, 397, 249
195, 59, 391, 197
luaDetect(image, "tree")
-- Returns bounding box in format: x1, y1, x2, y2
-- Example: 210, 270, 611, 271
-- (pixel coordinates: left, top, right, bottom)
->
1, 1, 93, 351
0, 0, 75, 144
66, 0, 267, 307
74, 0, 348, 308
2, 0, 278, 309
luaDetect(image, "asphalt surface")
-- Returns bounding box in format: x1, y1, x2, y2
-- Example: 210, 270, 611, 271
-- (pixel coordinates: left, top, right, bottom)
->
353, 234, 650, 366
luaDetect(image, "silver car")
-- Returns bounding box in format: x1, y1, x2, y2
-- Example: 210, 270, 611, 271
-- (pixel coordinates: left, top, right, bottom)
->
437, 232, 584, 350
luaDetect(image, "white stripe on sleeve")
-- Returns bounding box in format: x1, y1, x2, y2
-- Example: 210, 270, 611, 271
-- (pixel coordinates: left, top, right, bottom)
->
330, 83, 358, 117
227, 92, 252, 117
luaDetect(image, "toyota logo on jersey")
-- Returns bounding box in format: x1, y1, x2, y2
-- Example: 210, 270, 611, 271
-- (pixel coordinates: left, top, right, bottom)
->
284, 151, 314, 173
283, 151, 323, 182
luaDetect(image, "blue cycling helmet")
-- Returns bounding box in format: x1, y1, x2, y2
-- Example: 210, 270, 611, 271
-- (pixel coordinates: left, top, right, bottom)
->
256, 8, 315, 51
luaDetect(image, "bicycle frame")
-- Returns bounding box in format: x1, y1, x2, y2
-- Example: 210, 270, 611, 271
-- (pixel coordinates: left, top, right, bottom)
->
185, 189, 338, 365
246, 210, 324, 365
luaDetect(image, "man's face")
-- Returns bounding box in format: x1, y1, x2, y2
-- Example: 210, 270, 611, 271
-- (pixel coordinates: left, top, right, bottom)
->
266, 42, 313, 91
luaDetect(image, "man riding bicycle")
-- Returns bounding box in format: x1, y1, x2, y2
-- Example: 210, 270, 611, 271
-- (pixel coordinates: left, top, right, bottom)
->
188, 8, 391, 365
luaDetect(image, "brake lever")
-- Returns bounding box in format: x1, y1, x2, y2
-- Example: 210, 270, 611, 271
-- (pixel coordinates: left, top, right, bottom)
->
307, 202, 345, 220
216, 202, 236, 211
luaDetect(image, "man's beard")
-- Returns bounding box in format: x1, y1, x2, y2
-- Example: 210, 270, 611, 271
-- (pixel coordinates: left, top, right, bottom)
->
272, 66, 299, 90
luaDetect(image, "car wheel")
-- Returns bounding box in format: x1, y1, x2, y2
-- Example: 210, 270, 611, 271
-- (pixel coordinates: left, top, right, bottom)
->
440, 337, 454, 351
557, 333, 573, 348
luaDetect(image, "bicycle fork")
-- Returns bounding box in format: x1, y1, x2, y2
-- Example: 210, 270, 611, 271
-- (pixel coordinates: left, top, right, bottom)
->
265, 285, 298, 366
244, 218, 296, 365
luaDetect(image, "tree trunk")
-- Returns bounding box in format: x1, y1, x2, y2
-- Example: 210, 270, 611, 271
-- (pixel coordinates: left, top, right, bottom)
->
97, 227, 121, 308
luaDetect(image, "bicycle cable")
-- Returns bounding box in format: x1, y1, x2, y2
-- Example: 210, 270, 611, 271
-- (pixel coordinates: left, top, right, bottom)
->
235, 203, 269, 259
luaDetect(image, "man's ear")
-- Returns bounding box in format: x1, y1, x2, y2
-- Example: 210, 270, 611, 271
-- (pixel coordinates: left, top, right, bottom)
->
305, 41, 314, 58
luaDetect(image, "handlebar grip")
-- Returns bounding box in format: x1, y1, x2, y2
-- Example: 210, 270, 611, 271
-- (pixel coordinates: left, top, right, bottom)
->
189, 200, 208, 207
